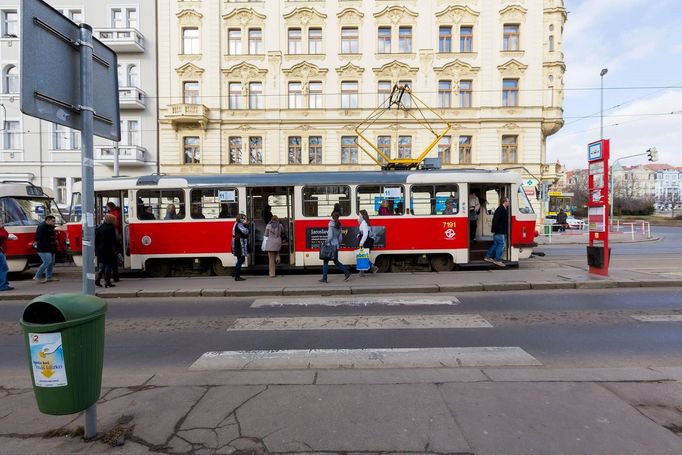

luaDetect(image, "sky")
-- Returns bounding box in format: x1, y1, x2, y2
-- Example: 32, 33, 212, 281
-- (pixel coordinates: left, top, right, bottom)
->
547, 0, 682, 170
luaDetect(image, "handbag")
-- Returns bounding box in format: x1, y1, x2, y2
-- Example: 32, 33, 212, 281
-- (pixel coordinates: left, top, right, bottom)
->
355, 248, 370, 271
319, 242, 336, 261
261, 236, 269, 251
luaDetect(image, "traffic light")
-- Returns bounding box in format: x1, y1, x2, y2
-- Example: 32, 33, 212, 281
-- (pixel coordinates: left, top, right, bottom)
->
647, 147, 658, 162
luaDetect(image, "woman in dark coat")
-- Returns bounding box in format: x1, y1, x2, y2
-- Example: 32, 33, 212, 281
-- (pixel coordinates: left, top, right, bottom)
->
95, 214, 119, 287
232, 213, 249, 281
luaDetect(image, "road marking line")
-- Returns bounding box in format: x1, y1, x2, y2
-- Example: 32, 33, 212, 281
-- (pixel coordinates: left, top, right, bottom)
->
250, 296, 461, 308
631, 315, 682, 322
228, 314, 492, 331
189, 347, 541, 371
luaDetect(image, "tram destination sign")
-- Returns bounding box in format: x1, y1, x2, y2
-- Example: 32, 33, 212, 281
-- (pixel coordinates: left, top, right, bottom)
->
20, 0, 120, 141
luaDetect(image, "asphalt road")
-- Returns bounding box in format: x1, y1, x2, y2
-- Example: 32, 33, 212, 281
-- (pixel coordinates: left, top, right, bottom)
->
1, 287, 681, 374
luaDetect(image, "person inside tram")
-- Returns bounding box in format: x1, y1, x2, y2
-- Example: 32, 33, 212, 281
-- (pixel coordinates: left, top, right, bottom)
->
444, 199, 456, 215
263, 204, 273, 225
219, 203, 231, 219
164, 204, 177, 220
394, 202, 404, 215
378, 199, 392, 215
190, 203, 205, 219
140, 206, 155, 220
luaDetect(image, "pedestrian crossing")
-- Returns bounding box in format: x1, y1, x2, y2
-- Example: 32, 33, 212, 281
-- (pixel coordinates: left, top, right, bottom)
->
631, 315, 682, 322
250, 295, 461, 308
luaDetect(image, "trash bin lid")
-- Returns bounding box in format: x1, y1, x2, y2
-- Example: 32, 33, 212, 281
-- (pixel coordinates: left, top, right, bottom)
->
21, 293, 107, 329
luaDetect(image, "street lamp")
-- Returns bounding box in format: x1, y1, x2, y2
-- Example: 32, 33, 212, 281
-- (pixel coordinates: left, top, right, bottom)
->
600, 68, 608, 140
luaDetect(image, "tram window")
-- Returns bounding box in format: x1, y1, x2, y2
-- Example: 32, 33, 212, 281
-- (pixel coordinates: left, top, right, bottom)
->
356, 185, 405, 216
517, 186, 535, 214
302, 185, 351, 217
190, 188, 239, 220
136, 189, 185, 220
410, 184, 459, 216
0, 197, 63, 225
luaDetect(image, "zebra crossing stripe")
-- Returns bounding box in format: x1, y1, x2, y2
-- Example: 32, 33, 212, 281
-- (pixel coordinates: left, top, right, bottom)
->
250, 296, 461, 308
228, 314, 492, 331
631, 315, 682, 322
189, 347, 541, 371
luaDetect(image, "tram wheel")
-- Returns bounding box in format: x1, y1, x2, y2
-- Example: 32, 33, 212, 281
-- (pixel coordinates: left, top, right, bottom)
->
146, 260, 171, 278
430, 254, 454, 272
374, 255, 391, 273
212, 261, 233, 277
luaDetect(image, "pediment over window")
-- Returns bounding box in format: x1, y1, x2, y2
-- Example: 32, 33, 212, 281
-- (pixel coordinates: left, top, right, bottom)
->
497, 59, 528, 76
335, 62, 364, 77
337, 8, 364, 25
177, 9, 203, 26
283, 61, 329, 80
222, 8, 266, 27
283, 7, 327, 27
373, 6, 418, 24
434, 59, 480, 78
499, 5, 528, 21
222, 62, 268, 79
175, 62, 205, 78
435, 5, 480, 24
501, 123, 521, 130
372, 60, 418, 79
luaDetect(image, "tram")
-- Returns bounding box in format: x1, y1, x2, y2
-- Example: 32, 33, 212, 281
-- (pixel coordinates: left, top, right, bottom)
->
0, 181, 68, 272
67, 169, 538, 276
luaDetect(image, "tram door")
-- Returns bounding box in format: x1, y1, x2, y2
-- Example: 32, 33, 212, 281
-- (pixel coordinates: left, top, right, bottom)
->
247, 187, 294, 267
95, 190, 130, 268
478, 185, 511, 259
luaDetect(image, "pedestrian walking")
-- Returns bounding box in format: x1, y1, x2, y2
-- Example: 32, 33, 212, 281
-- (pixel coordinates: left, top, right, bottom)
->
357, 209, 379, 276
33, 215, 59, 283
484, 197, 509, 267
232, 213, 249, 281
262, 214, 283, 277
107, 201, 123, 282
95, 214, 119, 288
0, 219, 18, 291
556, 208, 567, 232
319, 211, 351, 283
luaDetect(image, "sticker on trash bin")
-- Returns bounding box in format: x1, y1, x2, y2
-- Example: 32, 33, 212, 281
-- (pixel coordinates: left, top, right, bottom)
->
29, 333, 67, 387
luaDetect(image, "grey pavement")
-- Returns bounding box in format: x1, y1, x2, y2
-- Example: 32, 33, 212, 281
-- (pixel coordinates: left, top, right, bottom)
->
1, 367, 681, 454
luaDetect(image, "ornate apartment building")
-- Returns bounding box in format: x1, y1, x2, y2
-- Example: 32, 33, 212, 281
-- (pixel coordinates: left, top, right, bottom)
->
158, 0, 566, 187
0, 1, 158, 208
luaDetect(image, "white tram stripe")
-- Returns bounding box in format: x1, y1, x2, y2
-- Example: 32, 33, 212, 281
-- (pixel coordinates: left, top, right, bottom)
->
228, 314, 492, 331
631, 315, 682, 322
250, 295, 461, 308
189, 347, 541, 371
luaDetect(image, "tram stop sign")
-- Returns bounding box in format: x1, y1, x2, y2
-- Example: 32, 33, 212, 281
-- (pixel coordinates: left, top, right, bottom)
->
20, 0, 120, 141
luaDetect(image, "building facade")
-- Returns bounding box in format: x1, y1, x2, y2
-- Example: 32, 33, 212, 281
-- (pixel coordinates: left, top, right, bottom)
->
0, 0, 158, 209
158, 0, 567, 197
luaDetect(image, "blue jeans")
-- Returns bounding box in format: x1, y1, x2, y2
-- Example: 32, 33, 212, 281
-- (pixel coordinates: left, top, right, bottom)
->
34, 252, 54, 279
0, 252, 9, 289
486, 234, 506, 261
322, 258, 350, 281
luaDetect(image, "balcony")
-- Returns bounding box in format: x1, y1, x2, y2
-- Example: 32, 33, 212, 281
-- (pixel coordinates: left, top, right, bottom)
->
119, 86, 146, 109
94, 28, 145, 53
95, 145, 146, 166
166, 103, 209, 129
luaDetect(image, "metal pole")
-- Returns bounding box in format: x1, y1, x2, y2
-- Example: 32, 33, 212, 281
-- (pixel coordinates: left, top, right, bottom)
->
600, 74, 604, 140
114, 142, 119, 177
79, 23, 97, 439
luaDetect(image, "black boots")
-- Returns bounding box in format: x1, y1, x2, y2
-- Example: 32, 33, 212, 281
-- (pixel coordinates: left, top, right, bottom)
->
95, 271, 103, 287
104, 271, 115, 288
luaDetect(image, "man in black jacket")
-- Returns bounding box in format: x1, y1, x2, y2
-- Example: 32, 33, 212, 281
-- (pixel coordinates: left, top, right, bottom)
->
484, 197, 509, 267
33, 215, 59, 283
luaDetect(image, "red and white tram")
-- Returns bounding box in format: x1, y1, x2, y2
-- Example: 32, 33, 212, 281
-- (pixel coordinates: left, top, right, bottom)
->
0, 181, 68, 272
67, 170, 537, 276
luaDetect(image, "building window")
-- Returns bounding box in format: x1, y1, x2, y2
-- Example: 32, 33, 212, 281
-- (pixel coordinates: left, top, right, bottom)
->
503, 24, 520, 51
341, 81, 358, 109
288, 82, 303, 108
123, 120, 139, 146
459, 80, 472, 108
288, 136, 302, 164
502, 79, 519, 107
249, 82, 263, 109
501, 135, 517, 163
309, 136, 322, 164
183, 81, 199, 104
248, 28, 262, 54
184, 137, 200, 164
438, 26, 451, 53
3, 121, 20, 149
112, 7, 137, 29
182, 27, 200, 54
377, 80, 392, 106
399, 80, 411, 108
126, 64, 139, 87
341, 136, 358, 164
228, 28, 242, 55
548, 35, 555, 52
398, 135, 412, 159
398, 26, 412, 52
377, 135, 391, 162
229, 82, 242, 109
341, 27, 359, 53
460, 26, 473, 52
309, 81, 322, 109
249, 136, 263, 164
51, 123, 80, 150
308, 27, 322, 54
229, 136, 242, 164
459, 136, 472, 163
438, 80, 451, 108
3, 65, 18, 94
438, 136, 451, 163
288, 28, 302, 54
2, 10, 18, 37
58, 9, 82, 23
378, 26, 391, 53
55, 178, 67, 205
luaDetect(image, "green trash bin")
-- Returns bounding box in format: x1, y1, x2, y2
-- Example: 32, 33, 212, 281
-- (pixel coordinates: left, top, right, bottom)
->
19, 293, 107, 415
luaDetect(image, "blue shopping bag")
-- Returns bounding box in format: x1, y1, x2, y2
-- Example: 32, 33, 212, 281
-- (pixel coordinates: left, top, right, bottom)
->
355, 248, 370, 271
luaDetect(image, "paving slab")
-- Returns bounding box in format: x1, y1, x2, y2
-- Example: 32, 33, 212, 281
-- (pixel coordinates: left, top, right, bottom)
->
437, 283, 485, 292
483, 367, 673, 382
200, 288, 226, 297
529, 281, 576, 290
136, 289, 176, 298
316, 367, 488, 385
350, 283, 440, 294
172, 289, 202, 297
482, 282, 531, 291
283, 286, 351, 296
148, 370, 315, 386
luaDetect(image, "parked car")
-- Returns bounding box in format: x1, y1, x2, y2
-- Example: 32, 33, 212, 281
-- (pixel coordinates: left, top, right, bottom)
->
566, 216, 585, 230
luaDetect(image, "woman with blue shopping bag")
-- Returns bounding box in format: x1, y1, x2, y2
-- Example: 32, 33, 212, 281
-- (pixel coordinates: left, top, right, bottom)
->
357, 209, 379, 276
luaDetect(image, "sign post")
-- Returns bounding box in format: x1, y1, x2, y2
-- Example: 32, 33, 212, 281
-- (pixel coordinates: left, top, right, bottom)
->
587, 140, 610, 276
